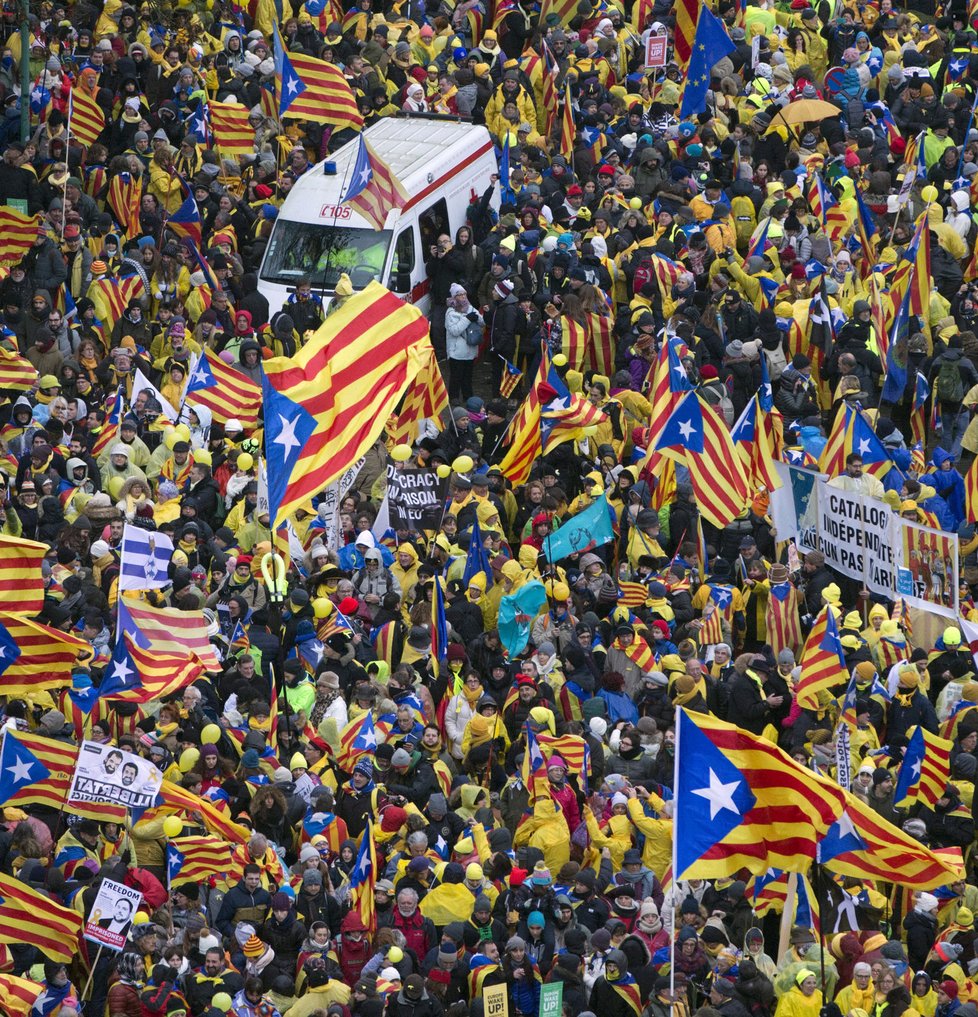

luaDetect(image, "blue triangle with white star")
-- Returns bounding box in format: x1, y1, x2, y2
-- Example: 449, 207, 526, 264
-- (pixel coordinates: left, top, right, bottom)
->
0, 733, 50, 801
675, 709, 756, 875
261, 384, 319, 518
657, 392, 706, 454
187, 354, 216, 393
99, 640, 140, 698
279, 49, 307, 117
0, 620, 22, 677
816, 805, 867, 862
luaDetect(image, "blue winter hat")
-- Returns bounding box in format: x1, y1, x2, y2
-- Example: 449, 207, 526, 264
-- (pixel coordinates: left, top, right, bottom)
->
678, 121, 697, 138
241, 749, 260, 768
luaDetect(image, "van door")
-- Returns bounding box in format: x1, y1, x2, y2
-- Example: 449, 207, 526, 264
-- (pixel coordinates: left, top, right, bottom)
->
388, 226, 416, 298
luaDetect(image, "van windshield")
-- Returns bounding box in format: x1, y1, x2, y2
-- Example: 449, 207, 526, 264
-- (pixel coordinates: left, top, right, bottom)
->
260, 220, 392, 291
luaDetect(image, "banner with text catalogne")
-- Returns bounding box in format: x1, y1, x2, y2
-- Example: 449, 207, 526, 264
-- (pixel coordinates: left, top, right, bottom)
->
771, 476, 961, 618
68, 740, 163, 810
84, 878, 143, 951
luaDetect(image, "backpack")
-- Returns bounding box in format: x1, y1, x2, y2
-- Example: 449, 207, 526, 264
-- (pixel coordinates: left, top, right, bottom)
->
937, 359, 965, 405
464, 319, 484, 347
731, 195, 757, 251
764, 343, 788, 382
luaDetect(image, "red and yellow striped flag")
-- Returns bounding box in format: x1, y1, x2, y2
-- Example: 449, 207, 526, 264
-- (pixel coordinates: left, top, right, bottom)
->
674, 0, 700, 63
186, 348, 262, 431
208, 100, 254, 159
166, 835, 234, 882
894, 724, 952, 809
119, 595, 222, 670
0, 210, 42, 265
68, 87, 105, 146
0, 873, 82, 964
106, 171, 142, 236
0, 611, 93, 692
156, 780, 252, 844
87, 274, 146, 331
0, 535, 48, 615
0, 347, 38, 391
0, 973, 41, 1017
559, 82, 575, 163
967, 457, 978, 524
538, 0, 578, 26
389, 346, 450, 445
103, 634, 206, 703
280, 52, 363, 129
344, 136, 409, 231
795, 606, 849, 710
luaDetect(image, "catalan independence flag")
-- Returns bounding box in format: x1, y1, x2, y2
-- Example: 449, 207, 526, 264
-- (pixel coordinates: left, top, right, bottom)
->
0, 209, 43, 265
673, 0, 699, 62
894, 724, 952, 808
208, 100, 254, 159
0, 730, 126, 822
0, 873, 82, 964
387, 346, 449, 446
818, 789, 962, 889
68, 86, 104, 147
92, 387, 124, 459
674, 707, 846, 879
967, 457, 978, 525
340, 134, 408, 230
261, 281, 431, 528
0, 612, 93, 692
653, 390, 750, 529
0, 535, 48, 615
431, 577, 449, 681
335, 711, 378, 774
166, 835, 234, 885
274, 25, 362, 129
0, 346, 38, 391
186, 348, 262, 431
499, 358, 522, 398
100, 633, 205, 704
794, 606, 849, 711
119, 594, 222, 671
168, 194, 203, 247
499, 349, 551, 485
348, 821, 377, 932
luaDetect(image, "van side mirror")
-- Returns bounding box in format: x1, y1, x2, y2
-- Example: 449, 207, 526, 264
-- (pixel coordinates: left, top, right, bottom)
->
391, 271, 411, 293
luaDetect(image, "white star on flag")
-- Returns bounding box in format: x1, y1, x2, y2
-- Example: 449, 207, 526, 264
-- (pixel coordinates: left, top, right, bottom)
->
857, 438, 871, 455
274, 414, 302, 459
110, 657, 134, 685
691, 768, 742, 820
678, 419, 694, 441
7, 757, 33, 784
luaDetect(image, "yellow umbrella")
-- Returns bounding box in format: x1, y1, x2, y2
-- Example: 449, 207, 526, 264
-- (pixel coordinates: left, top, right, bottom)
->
769, 98, 843, 126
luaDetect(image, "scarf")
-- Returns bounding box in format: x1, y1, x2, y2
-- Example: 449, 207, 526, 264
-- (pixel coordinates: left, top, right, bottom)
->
460, 682, 484, 708
608, 973, 642, 1016
162, 455, 193, 488
613, 635, 655, 671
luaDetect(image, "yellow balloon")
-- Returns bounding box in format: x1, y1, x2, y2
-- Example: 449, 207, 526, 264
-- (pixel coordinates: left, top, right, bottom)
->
312, 597, 332, 619
630, 196, 643, 210
162, 425, 177, 450
107, 476, 125, 500
452, 454, 474, 474
133, 911, 150, 926
201, 723, 222, 745
174, 424, 191, 443
436, 464, 452, 479
193, 448, 212, 467
390, 443, 413, 462
178, 747, 199, 773
552, 353, 568, 368
162, 816, 183, 838
921, 184, 939, 203
387, 946, 404, 964
211, 994, 233, 1013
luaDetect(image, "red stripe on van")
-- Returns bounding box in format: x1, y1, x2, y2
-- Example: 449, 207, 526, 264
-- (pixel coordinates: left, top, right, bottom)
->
400, 141, 495, 214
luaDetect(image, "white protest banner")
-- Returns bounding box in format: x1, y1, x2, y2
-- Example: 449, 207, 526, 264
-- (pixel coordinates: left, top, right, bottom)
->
835, 724, 851, 791
69, 740, 163, 811
133, 368, 178, 421
769, 463, 822, 552
386, 464, 446, 531
323, 457, 365, 550
815, 481, 896, 596
84, 878, 142, 951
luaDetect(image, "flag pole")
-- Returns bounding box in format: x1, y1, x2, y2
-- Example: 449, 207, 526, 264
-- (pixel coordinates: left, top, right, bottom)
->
669, 704, 680, 1000
811, 864, 828, 998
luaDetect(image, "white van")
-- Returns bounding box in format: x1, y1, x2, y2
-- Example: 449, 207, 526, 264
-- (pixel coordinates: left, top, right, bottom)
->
258, 117, 500, 316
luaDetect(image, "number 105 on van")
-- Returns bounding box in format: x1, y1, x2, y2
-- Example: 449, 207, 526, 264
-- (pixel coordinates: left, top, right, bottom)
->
319, 205, 353, 219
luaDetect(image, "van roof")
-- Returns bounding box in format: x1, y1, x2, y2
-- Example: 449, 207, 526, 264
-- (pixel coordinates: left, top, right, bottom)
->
285, 118, 493, 217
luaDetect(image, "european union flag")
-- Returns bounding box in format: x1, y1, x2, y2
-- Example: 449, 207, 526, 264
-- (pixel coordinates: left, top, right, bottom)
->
0, 734, 50, 802
542, 495, 615, 562
680, 8, 735, 119
463, 516, 494, 589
